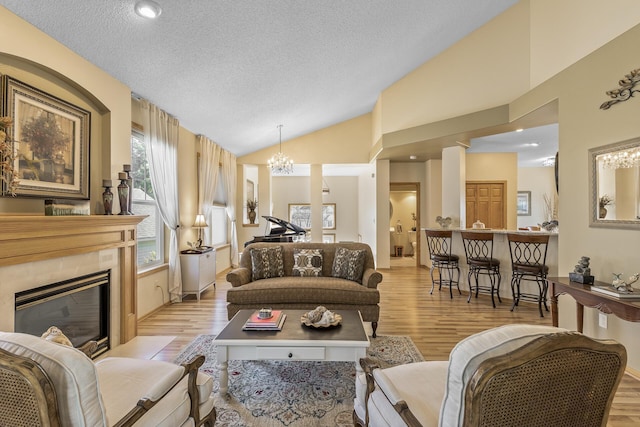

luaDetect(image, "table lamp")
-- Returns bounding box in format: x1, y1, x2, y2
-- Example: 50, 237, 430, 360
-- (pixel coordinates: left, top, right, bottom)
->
193, 214, 208, 249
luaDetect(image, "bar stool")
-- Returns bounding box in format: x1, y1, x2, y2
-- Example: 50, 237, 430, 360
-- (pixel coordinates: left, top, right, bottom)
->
424, 229, 461, 298
507, 233, 550, 317
461, 231, 501, 308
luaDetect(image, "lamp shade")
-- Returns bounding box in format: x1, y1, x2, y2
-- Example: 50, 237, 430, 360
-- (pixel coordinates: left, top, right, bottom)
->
193, 214, 208, 228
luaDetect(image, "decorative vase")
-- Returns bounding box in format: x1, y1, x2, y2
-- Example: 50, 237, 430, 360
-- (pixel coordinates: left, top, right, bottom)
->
53, 153, 65, 183
248, 209, 257, 224
102, 185, 113, 215
117, 174, 130, 215
599, 206, 607, 219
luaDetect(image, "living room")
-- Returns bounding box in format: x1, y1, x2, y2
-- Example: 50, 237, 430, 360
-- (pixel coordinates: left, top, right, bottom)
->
1, 1, 640, 425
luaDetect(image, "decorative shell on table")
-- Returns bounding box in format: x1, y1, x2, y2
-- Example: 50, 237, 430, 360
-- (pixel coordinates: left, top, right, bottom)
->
301, 306, 342, 328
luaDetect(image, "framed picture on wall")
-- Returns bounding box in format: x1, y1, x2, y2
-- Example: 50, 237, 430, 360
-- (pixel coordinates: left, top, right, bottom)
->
2, 75, 91, 199
322, 233, 335, 243
517, 191, 531, 216
288, 203, 336, 230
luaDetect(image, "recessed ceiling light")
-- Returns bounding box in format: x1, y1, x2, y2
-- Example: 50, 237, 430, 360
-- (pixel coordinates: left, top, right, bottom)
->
409, 155, 417, 160
135, 0, 162, 19
515, 128, 524, 132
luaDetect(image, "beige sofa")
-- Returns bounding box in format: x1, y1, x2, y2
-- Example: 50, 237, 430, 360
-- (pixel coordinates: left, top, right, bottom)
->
226, 242, 383, 336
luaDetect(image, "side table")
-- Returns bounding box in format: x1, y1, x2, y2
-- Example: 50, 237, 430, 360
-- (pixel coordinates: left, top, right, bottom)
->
180, 248, 216, 300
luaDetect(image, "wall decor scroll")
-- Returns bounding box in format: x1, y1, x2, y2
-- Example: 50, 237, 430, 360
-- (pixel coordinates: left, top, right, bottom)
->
600, 68, 640, 110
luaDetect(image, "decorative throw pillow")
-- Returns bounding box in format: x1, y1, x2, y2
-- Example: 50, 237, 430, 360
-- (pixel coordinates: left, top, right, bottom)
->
331, 247, 366, 282
250, 246, 285, 280
293, 248, 323, 277
41, 326, 73, 347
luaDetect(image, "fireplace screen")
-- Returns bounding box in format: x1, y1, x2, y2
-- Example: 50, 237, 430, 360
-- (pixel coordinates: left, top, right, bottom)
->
15, 270, 110, 357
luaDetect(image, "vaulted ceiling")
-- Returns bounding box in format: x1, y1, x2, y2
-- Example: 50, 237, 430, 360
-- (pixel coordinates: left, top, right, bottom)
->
0, 0, 518, 156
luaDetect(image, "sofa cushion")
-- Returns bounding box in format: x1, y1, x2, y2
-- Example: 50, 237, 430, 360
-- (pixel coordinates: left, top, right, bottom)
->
0, 332, 107, 427
292, 248, 323, 277
359, 361, 448, 427
250, 246, 284, 280
96, 357, 187, 426
439, 324, 566, 427
332, 247, 366, 283
226, 276, 380, 305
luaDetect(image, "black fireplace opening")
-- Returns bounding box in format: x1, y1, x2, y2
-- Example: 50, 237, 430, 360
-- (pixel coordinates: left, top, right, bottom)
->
15, 269, 111, 358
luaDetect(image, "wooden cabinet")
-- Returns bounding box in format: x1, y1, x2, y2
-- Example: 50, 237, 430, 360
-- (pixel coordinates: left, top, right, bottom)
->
180, 249, 216, 300
465, 182, 505, 229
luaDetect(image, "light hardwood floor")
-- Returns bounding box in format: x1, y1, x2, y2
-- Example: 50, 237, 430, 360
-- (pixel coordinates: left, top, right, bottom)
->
138, 256, 640, 426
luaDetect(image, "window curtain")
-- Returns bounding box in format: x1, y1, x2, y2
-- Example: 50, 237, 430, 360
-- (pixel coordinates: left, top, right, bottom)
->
139, 99, 183, 303
221, 150, 239, 267
197, 135, 221, 246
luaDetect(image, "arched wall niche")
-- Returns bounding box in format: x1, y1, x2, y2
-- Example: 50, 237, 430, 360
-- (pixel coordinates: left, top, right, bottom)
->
0, 53, 113, 214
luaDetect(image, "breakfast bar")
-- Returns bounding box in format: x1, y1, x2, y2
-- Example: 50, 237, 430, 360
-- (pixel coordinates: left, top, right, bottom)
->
423, 228, 558, 302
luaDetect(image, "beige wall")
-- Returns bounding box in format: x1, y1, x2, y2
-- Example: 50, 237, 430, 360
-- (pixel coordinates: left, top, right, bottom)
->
239, 113, 372, 166
378, 1, 530, 135
517, 167, 556, 228
529, 0, 640, 87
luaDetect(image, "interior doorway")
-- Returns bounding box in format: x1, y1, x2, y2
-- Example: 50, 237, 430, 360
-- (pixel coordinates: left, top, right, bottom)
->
389, 182, 420, 267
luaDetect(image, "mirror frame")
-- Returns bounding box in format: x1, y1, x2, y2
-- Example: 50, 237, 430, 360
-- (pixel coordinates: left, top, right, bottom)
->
588, 137, 640, 229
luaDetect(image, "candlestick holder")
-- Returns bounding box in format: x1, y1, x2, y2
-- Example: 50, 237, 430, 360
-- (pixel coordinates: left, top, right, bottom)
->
117, 173, 130, 215
123, 164, 134, 214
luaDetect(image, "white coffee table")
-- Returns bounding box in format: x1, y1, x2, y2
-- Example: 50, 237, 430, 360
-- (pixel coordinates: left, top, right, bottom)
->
213, 309, 370, 395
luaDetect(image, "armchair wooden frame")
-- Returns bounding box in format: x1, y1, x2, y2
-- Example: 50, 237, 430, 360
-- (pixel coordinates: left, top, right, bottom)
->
356, 332, 626, 427
0, 347, 216, 427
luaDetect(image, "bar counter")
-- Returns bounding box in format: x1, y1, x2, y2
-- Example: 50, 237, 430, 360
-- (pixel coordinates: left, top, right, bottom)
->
422, 228, 559, 302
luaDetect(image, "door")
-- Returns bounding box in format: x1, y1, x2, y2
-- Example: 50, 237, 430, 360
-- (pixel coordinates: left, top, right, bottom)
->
465, 182, 505, 229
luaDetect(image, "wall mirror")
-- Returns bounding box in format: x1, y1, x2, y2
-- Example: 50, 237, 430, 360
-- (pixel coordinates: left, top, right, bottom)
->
589, 137, 640, 229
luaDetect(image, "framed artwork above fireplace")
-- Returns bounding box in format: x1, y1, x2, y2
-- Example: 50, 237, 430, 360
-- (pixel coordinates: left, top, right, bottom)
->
2, 75, 91, 199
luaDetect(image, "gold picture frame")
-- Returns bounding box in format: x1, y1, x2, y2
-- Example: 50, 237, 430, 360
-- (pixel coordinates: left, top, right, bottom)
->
2, 75, 91, 199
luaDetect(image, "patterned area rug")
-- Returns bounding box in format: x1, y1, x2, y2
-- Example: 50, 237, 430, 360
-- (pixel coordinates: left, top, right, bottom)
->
174, 335, 424, 427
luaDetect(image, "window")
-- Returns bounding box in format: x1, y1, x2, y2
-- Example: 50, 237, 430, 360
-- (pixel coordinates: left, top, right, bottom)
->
209, 204, 228, 246
131, 130, 164, 268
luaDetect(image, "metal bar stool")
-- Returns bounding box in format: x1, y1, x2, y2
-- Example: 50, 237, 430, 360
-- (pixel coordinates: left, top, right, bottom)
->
461, 231, 501, 308
507, 233, 550, 317
424, 229, 461, 298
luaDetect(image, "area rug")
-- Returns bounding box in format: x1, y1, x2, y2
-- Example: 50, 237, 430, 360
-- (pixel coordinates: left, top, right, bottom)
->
174, 335, 424, 427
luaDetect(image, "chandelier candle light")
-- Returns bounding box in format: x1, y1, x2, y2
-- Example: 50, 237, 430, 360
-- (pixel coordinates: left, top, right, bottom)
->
601, 147, 640, 169
268, 124, 294, 174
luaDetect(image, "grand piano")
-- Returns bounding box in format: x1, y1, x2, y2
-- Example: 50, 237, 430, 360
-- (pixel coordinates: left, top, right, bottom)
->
245, 215, 307, 246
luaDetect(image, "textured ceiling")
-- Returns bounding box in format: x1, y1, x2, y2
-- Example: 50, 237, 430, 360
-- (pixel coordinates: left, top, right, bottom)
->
0, 0, 519, 157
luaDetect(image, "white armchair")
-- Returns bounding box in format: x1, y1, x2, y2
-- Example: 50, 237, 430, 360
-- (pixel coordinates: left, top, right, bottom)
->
354, 324, 627, 427
0, 332, 216, 427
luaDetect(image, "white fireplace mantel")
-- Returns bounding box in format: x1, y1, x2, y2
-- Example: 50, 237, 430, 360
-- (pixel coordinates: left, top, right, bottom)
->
0, 215, 145, 344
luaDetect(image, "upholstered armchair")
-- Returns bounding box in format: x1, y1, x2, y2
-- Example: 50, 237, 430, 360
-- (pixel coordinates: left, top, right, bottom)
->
0, 332, 216, 427
354, 324, 627, 427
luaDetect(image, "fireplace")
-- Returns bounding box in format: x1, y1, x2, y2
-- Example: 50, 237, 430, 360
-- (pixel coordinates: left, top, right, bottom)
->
15, 270, 110, 357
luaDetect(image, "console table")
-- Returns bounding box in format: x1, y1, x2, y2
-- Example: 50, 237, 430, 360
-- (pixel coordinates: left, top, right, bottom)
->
548, 277, 640, 332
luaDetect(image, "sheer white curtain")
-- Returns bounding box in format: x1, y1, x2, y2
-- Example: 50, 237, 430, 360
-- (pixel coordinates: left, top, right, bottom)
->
221, 150, 238, 266
197, 135, 221, 245
139, 99, 182, 302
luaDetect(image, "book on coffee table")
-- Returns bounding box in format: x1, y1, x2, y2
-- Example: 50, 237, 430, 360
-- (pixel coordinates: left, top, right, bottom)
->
242, 310, 287, 330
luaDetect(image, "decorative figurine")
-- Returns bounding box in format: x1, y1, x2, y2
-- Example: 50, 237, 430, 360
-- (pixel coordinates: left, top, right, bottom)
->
436, 216, 452, 229
117, 172, 130, 215
612, 273, 639, 293
568, 256, 594, 284
102, 179, 113, 215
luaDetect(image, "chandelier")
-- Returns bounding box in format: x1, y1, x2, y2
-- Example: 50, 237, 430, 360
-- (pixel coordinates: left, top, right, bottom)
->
601, 147, 640, 169
268, 124, 294, 174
